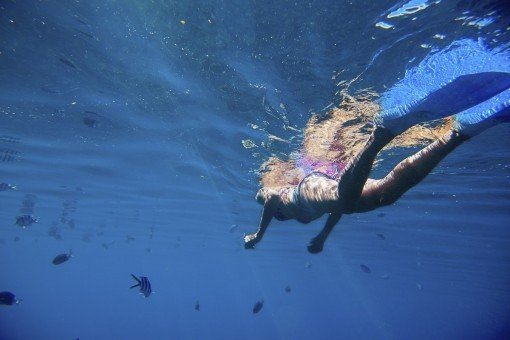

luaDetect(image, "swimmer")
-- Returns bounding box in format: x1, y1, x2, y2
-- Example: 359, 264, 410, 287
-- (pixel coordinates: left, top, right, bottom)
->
244, 40, 510, 254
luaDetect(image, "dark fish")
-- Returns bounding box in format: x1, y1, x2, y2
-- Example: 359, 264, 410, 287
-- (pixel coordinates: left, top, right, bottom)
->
377, 213, 386, 218
0, 135, 20, 144
52, 250, 72, 265
252, 300, 264, 314
285, 285, 291, 293
73, 28, 94, 39
1, 149, 19, 162
0, 182, 16, 191
195, 300, 200, 311
83, 117, 97, 128
102, 241, 115, 249
360, 264, 371, 274
68, 219, 75, 229
59, 57, 77, 70
74, 16, 88, 25
0, 291, 17, 305
15, 215, 37, 227
20, 194, 36, 214
81, 234, 93, 243
14, 236, 20, 242
376, 233, 386, 240
48, 225, 62, 240
130, 274, 151, 298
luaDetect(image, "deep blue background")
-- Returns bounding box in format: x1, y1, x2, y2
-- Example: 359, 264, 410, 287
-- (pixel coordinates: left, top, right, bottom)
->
1, 1, 509, 339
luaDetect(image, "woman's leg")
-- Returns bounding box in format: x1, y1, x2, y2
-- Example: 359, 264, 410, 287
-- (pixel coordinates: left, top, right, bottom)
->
354, 85, 510, 213
353, 130, 469, 213
306, 70, 510, 252
302, 127, 396, 253
339, 72, 510, 214
335, 126, 396, 214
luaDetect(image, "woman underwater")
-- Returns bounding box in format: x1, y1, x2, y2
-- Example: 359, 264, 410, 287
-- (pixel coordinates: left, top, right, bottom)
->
244, 39, 510, 254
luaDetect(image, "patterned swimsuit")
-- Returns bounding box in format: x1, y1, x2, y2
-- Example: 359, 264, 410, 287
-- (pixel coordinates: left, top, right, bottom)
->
274, 172, 335, 222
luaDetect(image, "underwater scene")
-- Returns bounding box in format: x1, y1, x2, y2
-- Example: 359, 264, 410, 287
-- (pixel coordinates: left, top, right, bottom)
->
1, 0, 509, 339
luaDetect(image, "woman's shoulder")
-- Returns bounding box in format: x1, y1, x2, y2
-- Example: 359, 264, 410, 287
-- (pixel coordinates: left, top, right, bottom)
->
256, 186, 294, 203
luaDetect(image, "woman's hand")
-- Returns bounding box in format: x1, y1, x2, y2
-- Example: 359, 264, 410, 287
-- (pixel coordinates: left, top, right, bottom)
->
244, 233, 259, 249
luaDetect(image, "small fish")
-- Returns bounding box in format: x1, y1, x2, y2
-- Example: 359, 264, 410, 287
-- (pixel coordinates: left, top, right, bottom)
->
67, 219, 75, 229
15, 215, 37, 227
52, 250, 73, 265
81, 234, 93, 243
48, 226, 62, 239
377, 213, 386, 218
0, 291, 18, 305
83, 117, 97, 128
376, 233, 386, 240
102, 241, 115, 249
1, 149, 19, 162
195, 300, 200, 311
0, 182, 16, 191
285, 285, 291, 293
360, 264, 371, 274
73, 28, 94, 39
0, 135, 20, 144
59, 57, 77, 70
130, 274, 152, 298
252, 300, 264, 314
73, 16, 88, 25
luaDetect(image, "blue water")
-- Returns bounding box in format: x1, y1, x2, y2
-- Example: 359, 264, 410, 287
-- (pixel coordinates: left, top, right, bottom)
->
1, 1, 509, 339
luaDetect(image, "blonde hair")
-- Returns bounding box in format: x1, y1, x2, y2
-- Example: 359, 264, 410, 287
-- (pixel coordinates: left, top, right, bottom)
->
259, 90, 451, 188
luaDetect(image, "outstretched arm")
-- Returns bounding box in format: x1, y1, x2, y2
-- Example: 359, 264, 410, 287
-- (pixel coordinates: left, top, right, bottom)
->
307, 212, 342, 254
244, 195, 279, 249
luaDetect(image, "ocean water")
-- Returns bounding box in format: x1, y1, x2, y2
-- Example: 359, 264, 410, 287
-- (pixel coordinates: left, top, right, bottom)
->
1, 1, 509, 339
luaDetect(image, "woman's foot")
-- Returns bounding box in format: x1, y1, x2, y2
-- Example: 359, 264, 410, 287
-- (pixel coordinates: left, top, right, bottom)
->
453, 88, 510, 137
244, 233, 260, 249
377, 72, 510, 135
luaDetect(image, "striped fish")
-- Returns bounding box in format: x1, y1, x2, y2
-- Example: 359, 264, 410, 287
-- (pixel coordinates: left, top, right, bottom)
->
0, 182, 16, 191
15, 215, 37, 227
130, 274, 151, 298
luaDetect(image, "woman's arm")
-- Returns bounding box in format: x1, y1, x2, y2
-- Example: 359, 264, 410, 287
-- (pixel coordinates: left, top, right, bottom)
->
307, 212, 342, 253
244, 194, 279, 249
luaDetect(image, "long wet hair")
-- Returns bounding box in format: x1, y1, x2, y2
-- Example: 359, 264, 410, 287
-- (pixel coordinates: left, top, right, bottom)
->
259, 91, 451, 189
